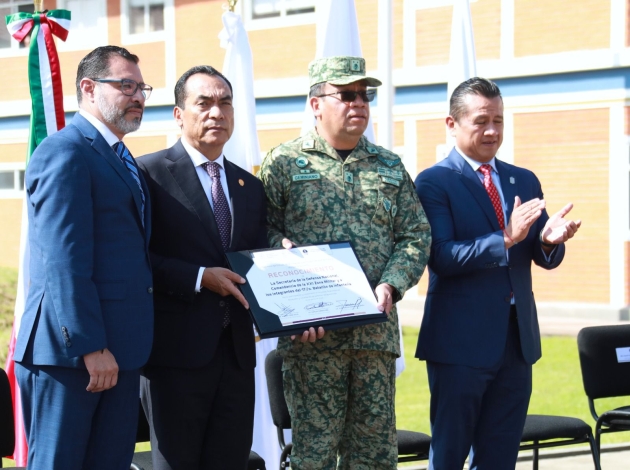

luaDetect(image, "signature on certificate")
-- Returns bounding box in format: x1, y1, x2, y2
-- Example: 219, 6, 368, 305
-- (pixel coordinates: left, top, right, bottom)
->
337, 298, 363, 313
304, 301, 333, 310
275, 303, 296, 317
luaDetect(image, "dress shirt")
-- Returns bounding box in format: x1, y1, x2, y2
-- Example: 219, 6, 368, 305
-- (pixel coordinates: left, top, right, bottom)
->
455, 147, 554, 303
79, 109, 120, 147
180, 137, 234, 293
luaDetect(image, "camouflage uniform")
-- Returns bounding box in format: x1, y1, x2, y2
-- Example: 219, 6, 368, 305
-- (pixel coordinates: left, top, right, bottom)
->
258, 56, 431, 470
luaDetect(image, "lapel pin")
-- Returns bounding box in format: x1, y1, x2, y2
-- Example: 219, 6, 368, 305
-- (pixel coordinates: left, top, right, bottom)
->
238, 179, 245, 187
510, 177, 515, 184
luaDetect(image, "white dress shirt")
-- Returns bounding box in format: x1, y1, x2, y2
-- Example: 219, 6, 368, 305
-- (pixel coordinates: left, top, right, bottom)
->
180, 137, 234, 293
79, 109, 120, 147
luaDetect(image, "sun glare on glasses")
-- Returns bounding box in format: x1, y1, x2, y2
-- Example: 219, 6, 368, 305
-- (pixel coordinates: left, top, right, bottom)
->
316, 89, 377, 103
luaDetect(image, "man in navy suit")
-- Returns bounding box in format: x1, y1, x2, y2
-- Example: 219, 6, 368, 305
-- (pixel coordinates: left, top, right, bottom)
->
415, 77, 581, 469
14, 46, 154, 470
137, 65, 267, 469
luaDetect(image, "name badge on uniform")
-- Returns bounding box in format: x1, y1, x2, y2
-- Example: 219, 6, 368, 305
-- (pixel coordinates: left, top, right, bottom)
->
381, 176, 401, 187
292, 173, 320, 182
344, 171, 354, 184
377, 167, 403, 181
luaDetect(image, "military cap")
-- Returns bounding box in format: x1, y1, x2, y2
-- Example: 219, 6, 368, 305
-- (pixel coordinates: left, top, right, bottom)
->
308, 56, 382, 87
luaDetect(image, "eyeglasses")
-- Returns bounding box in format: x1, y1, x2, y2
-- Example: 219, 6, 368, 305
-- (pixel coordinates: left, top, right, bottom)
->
316, 89, 376, 103
92, 78, 153, 100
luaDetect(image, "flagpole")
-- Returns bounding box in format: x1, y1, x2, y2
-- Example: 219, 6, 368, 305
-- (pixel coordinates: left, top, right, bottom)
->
33, 0, 43, 11
377, 0, 393, 151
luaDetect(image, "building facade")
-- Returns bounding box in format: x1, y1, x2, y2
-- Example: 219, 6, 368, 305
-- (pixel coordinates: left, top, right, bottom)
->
0, 0, 628, 319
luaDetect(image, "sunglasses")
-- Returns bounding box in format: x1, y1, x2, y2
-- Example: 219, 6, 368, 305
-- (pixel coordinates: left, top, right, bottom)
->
316, 89, 376, 103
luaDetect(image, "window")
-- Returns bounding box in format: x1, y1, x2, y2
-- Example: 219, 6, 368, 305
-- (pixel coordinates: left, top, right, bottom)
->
251, 0, 314, 19
128, 0, 164, 34
0, 1, 34, 50
56, 0, 107, 51
0, 164, 25, 198
243, 0, 316, 29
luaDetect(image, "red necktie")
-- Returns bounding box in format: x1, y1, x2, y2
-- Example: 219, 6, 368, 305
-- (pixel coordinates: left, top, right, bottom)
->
479, 164, 505, 230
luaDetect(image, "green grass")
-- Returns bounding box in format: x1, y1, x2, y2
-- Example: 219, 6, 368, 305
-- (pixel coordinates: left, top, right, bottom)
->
395, 326, 630, 445
1, 270, 629, 466
0, 267, 17, 367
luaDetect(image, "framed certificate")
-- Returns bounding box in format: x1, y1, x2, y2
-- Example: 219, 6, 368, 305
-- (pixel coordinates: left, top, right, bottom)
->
225, 242, 387, 339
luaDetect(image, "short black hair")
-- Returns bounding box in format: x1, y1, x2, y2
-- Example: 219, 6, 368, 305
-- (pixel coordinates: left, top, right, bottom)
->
308, 82, 326, 99
76, 45, 139, 104
449, 77, 502, 122
174, 65, 233, 109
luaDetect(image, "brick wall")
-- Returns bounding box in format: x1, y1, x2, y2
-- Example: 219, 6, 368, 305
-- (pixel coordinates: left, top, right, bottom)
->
514, 0, 610, 57
514, 108, 609, 303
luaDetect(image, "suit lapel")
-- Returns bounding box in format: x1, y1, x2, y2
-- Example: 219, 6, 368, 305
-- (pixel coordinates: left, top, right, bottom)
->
496, 159, 516, 223
448, 149, 503, 231
72, 114, 146, 230
165, 141, 224, 254
224, 159, 246, 250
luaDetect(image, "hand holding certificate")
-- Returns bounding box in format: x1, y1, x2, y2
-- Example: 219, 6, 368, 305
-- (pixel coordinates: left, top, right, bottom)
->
225, 242, 387, 339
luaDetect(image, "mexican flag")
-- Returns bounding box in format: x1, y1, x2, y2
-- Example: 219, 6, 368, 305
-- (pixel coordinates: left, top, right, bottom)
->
4, 8, 70, 466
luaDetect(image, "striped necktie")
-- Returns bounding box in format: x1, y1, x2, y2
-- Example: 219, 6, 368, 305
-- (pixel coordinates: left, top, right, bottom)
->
113, 141, 145, 226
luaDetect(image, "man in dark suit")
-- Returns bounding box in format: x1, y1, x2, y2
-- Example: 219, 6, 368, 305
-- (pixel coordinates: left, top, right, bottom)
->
137, 65, 267, 470
14, 46, 154, 470
415, 77, 581, 469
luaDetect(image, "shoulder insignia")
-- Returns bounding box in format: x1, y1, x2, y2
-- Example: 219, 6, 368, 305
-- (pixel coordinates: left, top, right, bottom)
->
383, 198, 392, 212
292, 173, 320, 182
301, 139, 315, 150
295, 156, 309, 168
377, 155, 401, 167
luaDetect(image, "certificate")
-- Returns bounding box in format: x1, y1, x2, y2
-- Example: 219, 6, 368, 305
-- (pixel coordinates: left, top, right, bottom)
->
225, 242, 387, 339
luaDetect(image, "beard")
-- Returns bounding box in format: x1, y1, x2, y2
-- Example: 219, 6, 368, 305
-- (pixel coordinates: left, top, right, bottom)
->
96, 93, 143, 135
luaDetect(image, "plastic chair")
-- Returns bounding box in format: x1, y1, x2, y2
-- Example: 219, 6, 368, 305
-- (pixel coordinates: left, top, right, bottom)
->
578, 324, 630, 453
519, 414, 601, 470
0, 367, 25, 469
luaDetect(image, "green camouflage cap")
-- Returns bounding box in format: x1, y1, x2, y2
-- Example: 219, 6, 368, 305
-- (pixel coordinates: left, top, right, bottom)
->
308, 56, 382, 88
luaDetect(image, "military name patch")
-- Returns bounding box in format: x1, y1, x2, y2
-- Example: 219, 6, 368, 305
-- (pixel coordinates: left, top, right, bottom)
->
344, 171, 354, 184
377, 167, 403, 180
381, 176, 400, 187
377, 155, 401, 167
292, 174, 320, 182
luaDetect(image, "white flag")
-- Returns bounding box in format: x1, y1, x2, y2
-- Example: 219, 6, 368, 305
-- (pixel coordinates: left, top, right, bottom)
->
219, 11, 262, 172
300, 0, 375, 143
445, 0, 477, 150
219, 11, 281, 469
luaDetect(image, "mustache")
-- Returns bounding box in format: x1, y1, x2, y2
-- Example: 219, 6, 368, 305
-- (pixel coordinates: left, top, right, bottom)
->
126, 103, 143, 111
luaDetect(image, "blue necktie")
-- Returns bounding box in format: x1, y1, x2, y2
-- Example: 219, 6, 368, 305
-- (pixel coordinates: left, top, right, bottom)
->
113, 141, 145, 226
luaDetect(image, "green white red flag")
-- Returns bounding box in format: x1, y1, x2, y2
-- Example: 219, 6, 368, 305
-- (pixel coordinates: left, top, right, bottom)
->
4, 8, 70, 466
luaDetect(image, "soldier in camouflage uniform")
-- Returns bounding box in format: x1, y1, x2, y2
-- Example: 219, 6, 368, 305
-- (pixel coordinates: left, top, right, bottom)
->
258, 56, 431, 470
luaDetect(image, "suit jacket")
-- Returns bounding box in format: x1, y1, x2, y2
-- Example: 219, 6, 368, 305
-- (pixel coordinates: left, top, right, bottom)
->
414, 149, 565, 368
136, 140, 268, 370
15, 113, 154, 371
